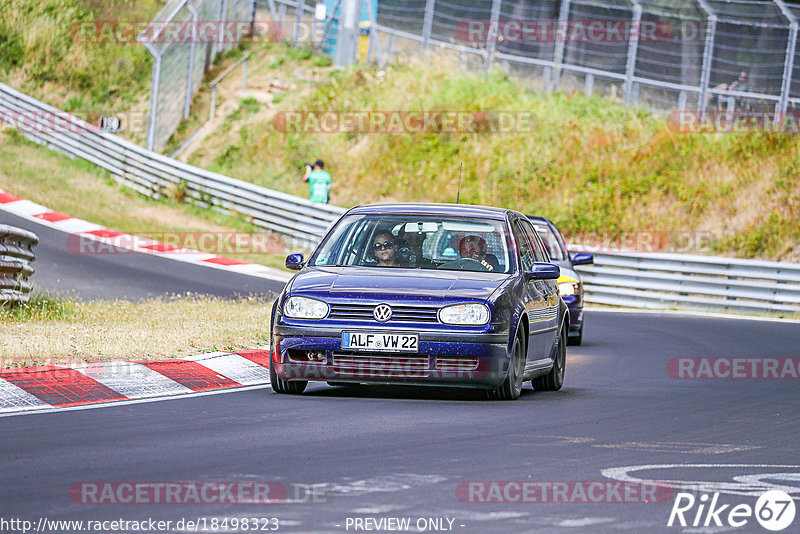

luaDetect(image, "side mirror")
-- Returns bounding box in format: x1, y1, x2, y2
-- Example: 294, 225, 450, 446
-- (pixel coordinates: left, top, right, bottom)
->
571, 253, 594, 266
285, 253, 305, 271
525, 262, 560, 280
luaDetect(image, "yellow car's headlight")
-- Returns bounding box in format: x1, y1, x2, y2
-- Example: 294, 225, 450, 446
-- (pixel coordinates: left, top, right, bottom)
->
558, 281, 580, 296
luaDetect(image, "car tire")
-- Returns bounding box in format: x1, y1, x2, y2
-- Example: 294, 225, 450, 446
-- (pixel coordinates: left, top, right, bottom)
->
270, 358, 308, 394
532, 324, 566, 391
568, 325, 582, 346
489, 327, 526, 400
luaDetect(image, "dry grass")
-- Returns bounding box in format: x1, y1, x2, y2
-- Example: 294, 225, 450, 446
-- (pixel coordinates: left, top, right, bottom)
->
0, 293, 272, 367
187, 49, 800, 261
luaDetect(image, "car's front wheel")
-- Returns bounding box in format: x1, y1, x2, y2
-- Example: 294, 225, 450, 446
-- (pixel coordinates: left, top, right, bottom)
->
270, 358, 308, 394
532, 324, 566, 391
489, 327, 526, 400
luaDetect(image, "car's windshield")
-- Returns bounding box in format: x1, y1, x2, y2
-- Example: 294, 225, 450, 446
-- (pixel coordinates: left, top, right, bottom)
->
532, 223, 567, 261
311, 214, 512, 273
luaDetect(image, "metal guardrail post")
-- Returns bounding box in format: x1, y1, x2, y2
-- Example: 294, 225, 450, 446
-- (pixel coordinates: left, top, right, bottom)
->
773, 0, 797, 118
552, 0, 572, 91
696, 0, 716, 113
421, 0, 435, 51
484, 0, 502, 76
624, 1, 642, 105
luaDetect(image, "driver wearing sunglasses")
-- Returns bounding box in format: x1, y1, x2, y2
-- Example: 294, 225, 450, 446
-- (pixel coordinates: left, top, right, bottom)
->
371, 231, 400, 267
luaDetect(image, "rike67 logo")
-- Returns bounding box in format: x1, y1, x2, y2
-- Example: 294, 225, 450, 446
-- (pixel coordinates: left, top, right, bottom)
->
668, 490, 796, 531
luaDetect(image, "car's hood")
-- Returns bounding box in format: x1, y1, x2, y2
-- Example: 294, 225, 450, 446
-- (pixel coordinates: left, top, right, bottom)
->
556, 263, 581, 282
289, 266, 509, 302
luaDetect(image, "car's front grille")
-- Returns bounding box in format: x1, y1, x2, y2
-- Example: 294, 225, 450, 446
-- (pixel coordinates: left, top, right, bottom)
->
435, 356, 479, 371
328, 304, 440, 323
332, 352, 429, 377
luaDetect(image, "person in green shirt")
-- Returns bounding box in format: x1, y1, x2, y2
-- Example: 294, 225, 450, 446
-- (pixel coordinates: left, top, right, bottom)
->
303, 159, 332, 204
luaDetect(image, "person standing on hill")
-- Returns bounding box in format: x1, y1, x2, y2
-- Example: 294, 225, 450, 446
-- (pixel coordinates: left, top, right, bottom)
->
303, 159, 332, 204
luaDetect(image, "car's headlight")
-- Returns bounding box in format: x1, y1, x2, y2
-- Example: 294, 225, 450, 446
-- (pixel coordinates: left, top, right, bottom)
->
558, 281, 580, 296
439, 303, 490, 325
283, 296, 329, 319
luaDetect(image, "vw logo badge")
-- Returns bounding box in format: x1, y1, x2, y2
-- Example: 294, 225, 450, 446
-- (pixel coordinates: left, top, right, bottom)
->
373, 304, 392, 322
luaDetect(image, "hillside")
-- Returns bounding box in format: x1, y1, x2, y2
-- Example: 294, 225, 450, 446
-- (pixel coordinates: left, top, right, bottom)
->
183, 45, 800, 262
0, 0, 163, 112
2, 2, 798, 262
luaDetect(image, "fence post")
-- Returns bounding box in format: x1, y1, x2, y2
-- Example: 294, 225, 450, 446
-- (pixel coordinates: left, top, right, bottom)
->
484, 0, 502, 75
249, 0, 257, 39
773, 0, 798, 118
293, 0, 306, 47
142, 41, 162, 152
184, 1, 199, 120
421, 0, 435, 50
216, 0, 229, 57
334, 0, 361, 68
624, 1, 642, 104
553, 0, 571, 90
696, 0, 716, 112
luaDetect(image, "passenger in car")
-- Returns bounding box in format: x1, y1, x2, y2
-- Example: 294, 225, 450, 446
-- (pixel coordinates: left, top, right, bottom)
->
397, 226, 436, 268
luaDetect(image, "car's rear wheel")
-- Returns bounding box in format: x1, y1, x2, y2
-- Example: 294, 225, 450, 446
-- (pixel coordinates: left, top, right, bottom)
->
532, 324, 566, 391
489, 327, 525, 400
270, 355, 307, 394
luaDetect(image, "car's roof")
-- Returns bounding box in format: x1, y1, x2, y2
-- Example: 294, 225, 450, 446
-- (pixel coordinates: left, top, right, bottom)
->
349, 203, 514, 219
527, 215, 555, 227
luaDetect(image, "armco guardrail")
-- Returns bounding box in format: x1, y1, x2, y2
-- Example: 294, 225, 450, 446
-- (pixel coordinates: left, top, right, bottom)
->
0, 225, 39, 303
0, 82, 345, 248
4, 82, 800, 315
572, 250, 800, 315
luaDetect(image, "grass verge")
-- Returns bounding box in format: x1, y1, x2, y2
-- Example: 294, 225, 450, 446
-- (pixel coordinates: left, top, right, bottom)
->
0, 130, 292, 270
0, 293, 272, 366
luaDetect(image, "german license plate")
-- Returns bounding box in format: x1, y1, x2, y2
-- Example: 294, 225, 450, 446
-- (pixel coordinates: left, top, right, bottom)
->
342, 332, 419, 352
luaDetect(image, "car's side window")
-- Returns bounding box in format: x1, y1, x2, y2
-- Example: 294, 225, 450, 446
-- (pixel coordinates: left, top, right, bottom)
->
512, 220, 535, 271
520, 219, 550, 263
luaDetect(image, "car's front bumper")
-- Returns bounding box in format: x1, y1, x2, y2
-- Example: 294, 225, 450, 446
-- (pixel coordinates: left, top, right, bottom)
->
561, 294, 583, 334
272, 326, 510, 389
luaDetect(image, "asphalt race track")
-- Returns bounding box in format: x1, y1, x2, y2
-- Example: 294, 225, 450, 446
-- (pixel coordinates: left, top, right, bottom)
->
2, 311, 799, 533
0, 211, 286, 299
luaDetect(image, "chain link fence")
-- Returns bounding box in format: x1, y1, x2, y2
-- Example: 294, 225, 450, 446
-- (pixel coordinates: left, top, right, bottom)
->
273, 0, 799, 118
139, 0, 257, 152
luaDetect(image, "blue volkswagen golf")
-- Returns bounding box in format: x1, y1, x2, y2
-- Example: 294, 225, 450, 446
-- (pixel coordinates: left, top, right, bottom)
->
270, 204, 570, 400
